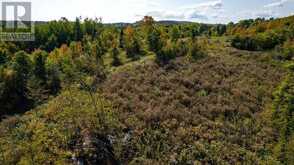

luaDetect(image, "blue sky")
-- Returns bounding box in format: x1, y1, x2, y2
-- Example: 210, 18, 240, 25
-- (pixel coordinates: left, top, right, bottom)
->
27, 0, 294, 23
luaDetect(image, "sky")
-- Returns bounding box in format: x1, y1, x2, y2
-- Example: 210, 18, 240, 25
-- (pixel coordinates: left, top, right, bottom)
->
3, 0, 294, 23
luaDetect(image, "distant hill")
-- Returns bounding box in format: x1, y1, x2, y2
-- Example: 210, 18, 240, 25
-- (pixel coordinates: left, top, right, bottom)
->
106, 20, 194, 27
156, 20, 193, 25
0, 20, 195, 29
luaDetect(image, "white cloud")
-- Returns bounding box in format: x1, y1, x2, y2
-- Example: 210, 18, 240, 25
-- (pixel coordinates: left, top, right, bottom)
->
26, 0, 294, 23
253, 10, 276, 18
147, 1, 161, 7
139, 0, 224, 22
233, 9, 277, 22
145, 10, 185, 20
264, 0, 294, 8
141, 0, 225, 22
189, 12, 208, 20
183, 0, 224, 21
139, 0, 292, 23
182, 0, 223, 10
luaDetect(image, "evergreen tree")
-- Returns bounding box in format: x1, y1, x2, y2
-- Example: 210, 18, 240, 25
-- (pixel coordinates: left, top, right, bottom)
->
45, 34, 58, 52
191, 28, 199, 39
111, 47, 121, 66
74, 17, 83, 41
13, 51, 32, 92
0, 49, 7, 65
33, 50, 47, 83
46, 63, 61, 95
156, 41, 176, 64
0, 51, 32, 114
147, 28, 163, 53
171, 26, 180, 42
119, 29, 124, 48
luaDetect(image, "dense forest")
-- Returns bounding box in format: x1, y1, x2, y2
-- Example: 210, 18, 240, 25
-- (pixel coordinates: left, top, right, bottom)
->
0, 15, 293, 164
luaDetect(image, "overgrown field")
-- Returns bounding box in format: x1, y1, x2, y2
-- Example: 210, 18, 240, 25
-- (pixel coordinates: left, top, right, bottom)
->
0, 47, 288, 164
102, 53, 286, 164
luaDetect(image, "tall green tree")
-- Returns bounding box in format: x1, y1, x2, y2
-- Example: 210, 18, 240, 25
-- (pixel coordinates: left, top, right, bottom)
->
0, 51, 32, 115
74, 17, 83, 41
171, 26, 180, 42
141, 16, 155, 36
46, 62, 61, 95
123, 26, 141, 59
0, 49, 8, 65
119, 29, 125, 48
111, 47, 121, 66
13, 51, 32, 93
33, 50, 48, 83
147, 28, 163, 53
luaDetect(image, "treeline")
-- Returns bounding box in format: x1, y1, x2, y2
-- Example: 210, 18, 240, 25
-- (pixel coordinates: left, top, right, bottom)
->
2, 17, 226, 54
7, 17, 103, 52
229, 15, 294, 57
3, 15, 294, 55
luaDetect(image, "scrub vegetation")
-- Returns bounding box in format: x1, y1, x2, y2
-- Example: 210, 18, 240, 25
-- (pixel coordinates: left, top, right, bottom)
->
0, 15, 293, 164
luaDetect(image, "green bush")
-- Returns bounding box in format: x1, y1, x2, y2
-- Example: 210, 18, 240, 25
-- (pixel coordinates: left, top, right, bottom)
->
187, 40, 205, 60
272, 73, 294, 164
231, 35, 258, 51
231, 31, 285, 51
276, 40, 294, 60
155, 41, 177, 64
126, 39, 141, 60
111, 47, 122, 67
174, 39, 189, 57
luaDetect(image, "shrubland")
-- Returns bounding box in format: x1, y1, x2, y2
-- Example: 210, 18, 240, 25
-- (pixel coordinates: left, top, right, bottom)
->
101, 50, 285, 164
0, 15, 293, 164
